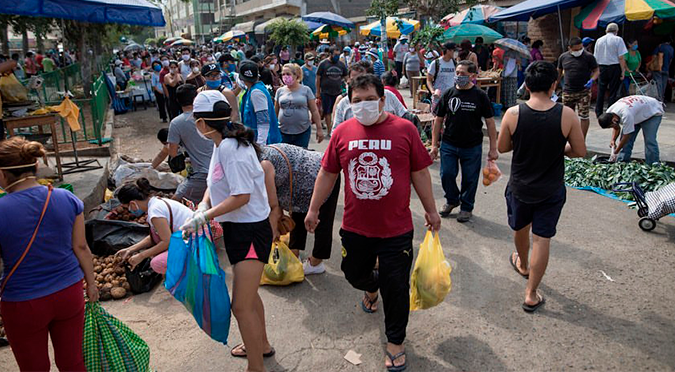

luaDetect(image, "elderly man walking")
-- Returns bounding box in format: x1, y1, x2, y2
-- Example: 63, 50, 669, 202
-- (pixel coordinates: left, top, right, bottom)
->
594, 23, 628, 118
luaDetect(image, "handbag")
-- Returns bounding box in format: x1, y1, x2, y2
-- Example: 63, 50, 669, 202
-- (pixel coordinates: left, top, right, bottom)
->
0, 185, 52, 297
168, 153, 186, 173
268, 145, 295, 236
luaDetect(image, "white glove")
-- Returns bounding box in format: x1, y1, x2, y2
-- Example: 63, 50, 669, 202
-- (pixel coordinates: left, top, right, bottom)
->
197, 202, 209, 213
180, 211, 208, 234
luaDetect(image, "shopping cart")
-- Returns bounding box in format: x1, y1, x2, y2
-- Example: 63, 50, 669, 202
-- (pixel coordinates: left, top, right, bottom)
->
628, 71, 659, 98
613, 182, 675, 231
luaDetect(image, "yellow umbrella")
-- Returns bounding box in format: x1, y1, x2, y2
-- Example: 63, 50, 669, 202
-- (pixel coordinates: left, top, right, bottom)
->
360, 17, 420, 38
216, 30, 246, 43
311, 24, 348, 39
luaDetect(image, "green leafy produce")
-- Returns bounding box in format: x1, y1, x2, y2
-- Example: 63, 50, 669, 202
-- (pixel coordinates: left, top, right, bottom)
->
565, 157, 675, 200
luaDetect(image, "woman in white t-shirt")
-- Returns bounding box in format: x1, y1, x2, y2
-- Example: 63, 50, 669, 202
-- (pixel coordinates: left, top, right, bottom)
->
182, 90, 276, 371
115, 178, 194, 274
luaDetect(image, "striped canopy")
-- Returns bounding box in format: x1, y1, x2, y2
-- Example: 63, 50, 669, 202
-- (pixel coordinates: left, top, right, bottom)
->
441, 5, 505, 28
312, 24, 349, 39
215, 30, 246, 43
360, 17, 420, 38
575, 0, 675, 30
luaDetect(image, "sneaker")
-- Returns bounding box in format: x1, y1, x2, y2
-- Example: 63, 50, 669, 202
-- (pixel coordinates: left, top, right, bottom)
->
303, 260, 326, 275
439, 203, 458, 218
457, 210, 472, 223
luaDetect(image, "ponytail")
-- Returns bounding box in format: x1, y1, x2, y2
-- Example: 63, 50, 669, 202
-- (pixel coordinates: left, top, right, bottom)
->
117, 177, 153, 204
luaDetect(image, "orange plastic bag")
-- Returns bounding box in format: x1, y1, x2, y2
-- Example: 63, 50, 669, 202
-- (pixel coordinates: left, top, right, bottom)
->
482, 159, 502, 187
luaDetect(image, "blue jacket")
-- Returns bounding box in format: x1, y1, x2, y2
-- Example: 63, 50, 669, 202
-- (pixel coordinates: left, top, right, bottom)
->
240, 81, 281, 144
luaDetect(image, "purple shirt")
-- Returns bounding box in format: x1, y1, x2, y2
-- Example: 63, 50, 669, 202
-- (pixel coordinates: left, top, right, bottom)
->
0, 187, 84, 301
531, 48, 544, 61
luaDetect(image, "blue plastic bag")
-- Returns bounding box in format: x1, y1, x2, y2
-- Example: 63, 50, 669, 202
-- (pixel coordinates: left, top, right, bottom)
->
165, 229, 231, 344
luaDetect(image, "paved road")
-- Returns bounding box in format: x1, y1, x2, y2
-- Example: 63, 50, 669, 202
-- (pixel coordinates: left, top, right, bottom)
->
2, 102, 674, 372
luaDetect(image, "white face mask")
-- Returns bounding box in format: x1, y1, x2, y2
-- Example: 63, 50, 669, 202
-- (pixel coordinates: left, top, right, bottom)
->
269, 64, 276, 70
352, 100, 382, 126
307, 60, 314, 67
571, 49, 583, 57
182, 55, 190, 61
193, 67, 200, 73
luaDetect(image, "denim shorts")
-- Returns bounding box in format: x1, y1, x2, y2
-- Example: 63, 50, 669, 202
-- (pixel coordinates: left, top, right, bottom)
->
505, 185, 566, 238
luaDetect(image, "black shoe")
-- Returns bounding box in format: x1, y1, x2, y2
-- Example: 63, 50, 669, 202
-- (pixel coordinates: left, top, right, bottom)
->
439, 203, 458, 218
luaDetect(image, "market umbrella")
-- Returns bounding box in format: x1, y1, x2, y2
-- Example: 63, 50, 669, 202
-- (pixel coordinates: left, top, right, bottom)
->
216, 30, 246, 43
170, 38, 193, 47
360, 17, 420, 38
441, 5, 505, 28
303, 12, 355, 29
0, 0, 165, 26
441, 24, 503, 43
575, 0, 675, 30
124, 43, 144, 52
494, 38, 531, 59
164, 37, 181, 45
311, 24, 349, 40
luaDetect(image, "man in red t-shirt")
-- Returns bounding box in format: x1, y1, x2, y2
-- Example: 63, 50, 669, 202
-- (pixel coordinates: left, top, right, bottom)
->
305, 74, 441, 371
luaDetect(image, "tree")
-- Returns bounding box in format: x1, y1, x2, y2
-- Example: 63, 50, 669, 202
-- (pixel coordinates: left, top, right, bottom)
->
408, 0, 469, 23
145, 37, 157, 47
30, 18, 55, 53
0, 15, 11, 56
267, 19, 309, 52
412, 24, 445, 50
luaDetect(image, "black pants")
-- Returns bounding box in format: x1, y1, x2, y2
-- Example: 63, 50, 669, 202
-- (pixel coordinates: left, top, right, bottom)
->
340, 229, 414, 345
290, 177, 340, 260
395, 61, 404, 80
155, 91, 168, 121
167, 87, 181, 120
595, 64, 623, 117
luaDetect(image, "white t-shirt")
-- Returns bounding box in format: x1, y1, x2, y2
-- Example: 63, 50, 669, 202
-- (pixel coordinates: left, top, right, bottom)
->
332, 90, 408, 129
147, 197, 194, 233
428, 58, 456, 94
207, 138, 270, 223
394, 42, 409, 62
607, 95, 664, 135
594, 33, 629, 65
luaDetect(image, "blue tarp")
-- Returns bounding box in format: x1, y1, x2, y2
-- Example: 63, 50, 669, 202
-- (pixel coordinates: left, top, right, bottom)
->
0, 0, 165, 27
488, 0, 593, 22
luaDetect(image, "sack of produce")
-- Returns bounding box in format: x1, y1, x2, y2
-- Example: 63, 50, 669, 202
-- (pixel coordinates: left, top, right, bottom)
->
0, 73, 28, 103
482, 159, 502, 187
83, 302, 150, 372
410, 231, 452, 311
260, 241, 304, 286
125, 257, 162, 294
165, 229, 231, 344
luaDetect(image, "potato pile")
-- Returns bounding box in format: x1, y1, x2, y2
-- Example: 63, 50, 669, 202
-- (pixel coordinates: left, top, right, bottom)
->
91, 255, 130, 301
107, 205, 148, 224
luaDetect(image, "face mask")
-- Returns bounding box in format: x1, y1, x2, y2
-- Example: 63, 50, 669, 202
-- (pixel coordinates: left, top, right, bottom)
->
129, 202, 144, 217
161, 60, 169, 67
282, 75, 295, 85
307, 60, 314, 67
207, 56, 214, 61
571, 50, 583, 57
456, 75, 471, 87
269, 64, 276, 70
352, 100, 382, 126
193, 67, 200, 73
170, 68, 178, 73
206, 80, 220, 89
409, 48, 415, 53
632, 45, 638, 51
182, 55, 190, 61
228, 64, 236, 73
153, 65, 161, 72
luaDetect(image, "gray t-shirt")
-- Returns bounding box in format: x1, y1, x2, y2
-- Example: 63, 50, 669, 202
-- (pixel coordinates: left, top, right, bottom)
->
428, 58, 456, 94
167, 111, 213, 175
275, 85, 315, 135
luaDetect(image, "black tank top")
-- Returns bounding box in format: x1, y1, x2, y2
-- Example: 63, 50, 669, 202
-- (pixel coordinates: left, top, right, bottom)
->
508, 103, 567, 203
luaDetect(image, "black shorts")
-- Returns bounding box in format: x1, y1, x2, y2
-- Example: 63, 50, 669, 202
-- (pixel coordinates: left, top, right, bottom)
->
220, 219, 272, 265
505, 185, 566, 238
320, 93, 340, 114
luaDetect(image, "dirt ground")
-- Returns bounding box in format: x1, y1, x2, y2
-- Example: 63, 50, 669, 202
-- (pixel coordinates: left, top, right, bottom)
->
2, 103, 675, 372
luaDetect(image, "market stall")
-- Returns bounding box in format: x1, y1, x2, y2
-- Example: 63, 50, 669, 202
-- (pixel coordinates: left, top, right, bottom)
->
4, 113, 64, 180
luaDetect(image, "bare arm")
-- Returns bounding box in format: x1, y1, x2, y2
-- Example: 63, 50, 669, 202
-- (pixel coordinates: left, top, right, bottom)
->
426, 73, 435, 92
430, 116, 444, 159
611, 126, 621, 147
131, 218, 171, 264
591, 67, 600, 81
618, 55, 628, 76
498, 107, 518, 153
308, 98, 324, 142
485, 117, 498, 160
152, 145, 170, 169
0, 60, 17, 74
274, 99, 280, 117
563, 107, 587, 158
72, 213, 98, 301
222, 89, 240, 123
305, 168, 339, 233
615, 132, 634, 153
315, 73, 321, 96
411, 168, 441, 231
262, 161, 281, 241
168, 143, 179, 158
206, 194, 250, 221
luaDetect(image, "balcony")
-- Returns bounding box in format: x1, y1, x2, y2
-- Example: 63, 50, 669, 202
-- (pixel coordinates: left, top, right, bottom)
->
234, 0, 302, 18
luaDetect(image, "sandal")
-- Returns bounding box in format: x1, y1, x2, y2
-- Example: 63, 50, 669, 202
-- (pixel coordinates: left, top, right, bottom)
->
522, 293, 546, 313
230, 343, 276, 358
360, 291, 378, 313
385, 350, 407, 371
509, 252, 529, 279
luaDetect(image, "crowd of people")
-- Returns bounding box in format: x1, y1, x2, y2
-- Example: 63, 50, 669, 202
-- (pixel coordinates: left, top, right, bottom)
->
0, 22, 671, 372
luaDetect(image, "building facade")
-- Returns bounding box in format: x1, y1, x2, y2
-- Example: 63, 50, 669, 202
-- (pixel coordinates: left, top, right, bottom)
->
156, 0, 221, 43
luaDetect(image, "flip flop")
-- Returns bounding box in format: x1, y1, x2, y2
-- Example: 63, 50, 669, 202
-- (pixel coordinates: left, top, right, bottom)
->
522, 293, 546, 313
361, 292, 379, 314
509, 252, 529, 279
230, 343, 276, 358
386, 350, 407, 371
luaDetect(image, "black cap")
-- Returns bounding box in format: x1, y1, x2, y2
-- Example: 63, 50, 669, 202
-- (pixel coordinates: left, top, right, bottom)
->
201, 63, 220, 77
239, 61, 259, 82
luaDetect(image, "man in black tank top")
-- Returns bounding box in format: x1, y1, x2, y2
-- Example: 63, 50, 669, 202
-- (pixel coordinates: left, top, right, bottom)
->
497, 61, 586, 313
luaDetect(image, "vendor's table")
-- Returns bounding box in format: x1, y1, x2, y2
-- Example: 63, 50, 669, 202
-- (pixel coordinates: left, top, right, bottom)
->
4, 114, 63, 180
476, 77, 502, 104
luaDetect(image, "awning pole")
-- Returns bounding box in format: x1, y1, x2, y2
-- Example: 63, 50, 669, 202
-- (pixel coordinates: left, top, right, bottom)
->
557, 5, 565, 53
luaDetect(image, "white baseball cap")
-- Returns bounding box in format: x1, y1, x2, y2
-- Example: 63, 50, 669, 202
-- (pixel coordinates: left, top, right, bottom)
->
193, 90, 228, 113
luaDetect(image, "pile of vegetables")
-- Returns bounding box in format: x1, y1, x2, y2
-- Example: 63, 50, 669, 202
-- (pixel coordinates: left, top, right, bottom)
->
90, 255, 130, 301
565, 157, 675, 200
105, 192, 174, 224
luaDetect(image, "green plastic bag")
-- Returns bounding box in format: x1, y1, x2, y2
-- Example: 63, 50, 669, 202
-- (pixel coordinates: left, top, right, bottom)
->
83, 302, 150, 372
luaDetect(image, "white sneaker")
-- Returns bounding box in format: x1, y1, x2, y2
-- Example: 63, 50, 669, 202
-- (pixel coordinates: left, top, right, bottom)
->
303, 260, 326, 275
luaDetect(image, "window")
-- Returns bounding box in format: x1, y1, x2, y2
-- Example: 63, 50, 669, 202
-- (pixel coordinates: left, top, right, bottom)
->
200, 13, 215, 25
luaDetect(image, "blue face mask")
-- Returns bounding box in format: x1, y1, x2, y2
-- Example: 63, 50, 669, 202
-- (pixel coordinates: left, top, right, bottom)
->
206, 80, 221, 89
632, 44, 638, 51
228, 64, 236, 73
153, 65, 161, 72
129, 203, 144, 217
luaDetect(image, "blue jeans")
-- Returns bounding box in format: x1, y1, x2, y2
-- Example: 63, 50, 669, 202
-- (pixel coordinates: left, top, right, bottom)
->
653, 71, 669, 102
440, 142, 482, 212
281, 127, 312, 149
619, 115, 661, 165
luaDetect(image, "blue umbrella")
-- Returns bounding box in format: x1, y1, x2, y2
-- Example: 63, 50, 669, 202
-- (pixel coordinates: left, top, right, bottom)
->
303, 12, 355, 29
0, 0, 165, 27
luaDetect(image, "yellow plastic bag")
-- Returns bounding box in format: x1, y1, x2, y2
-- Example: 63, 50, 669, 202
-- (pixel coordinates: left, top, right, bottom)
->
410, 231, 452, 311
0, 73, 29, 102
260, 241, 304, 286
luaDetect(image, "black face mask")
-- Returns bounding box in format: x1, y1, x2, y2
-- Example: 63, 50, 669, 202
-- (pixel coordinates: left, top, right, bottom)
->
331, 55, 340, 63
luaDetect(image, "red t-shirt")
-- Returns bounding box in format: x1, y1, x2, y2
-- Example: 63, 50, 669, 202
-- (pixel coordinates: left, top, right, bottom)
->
322, 114, 432, 238
385, 86, 407, 108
